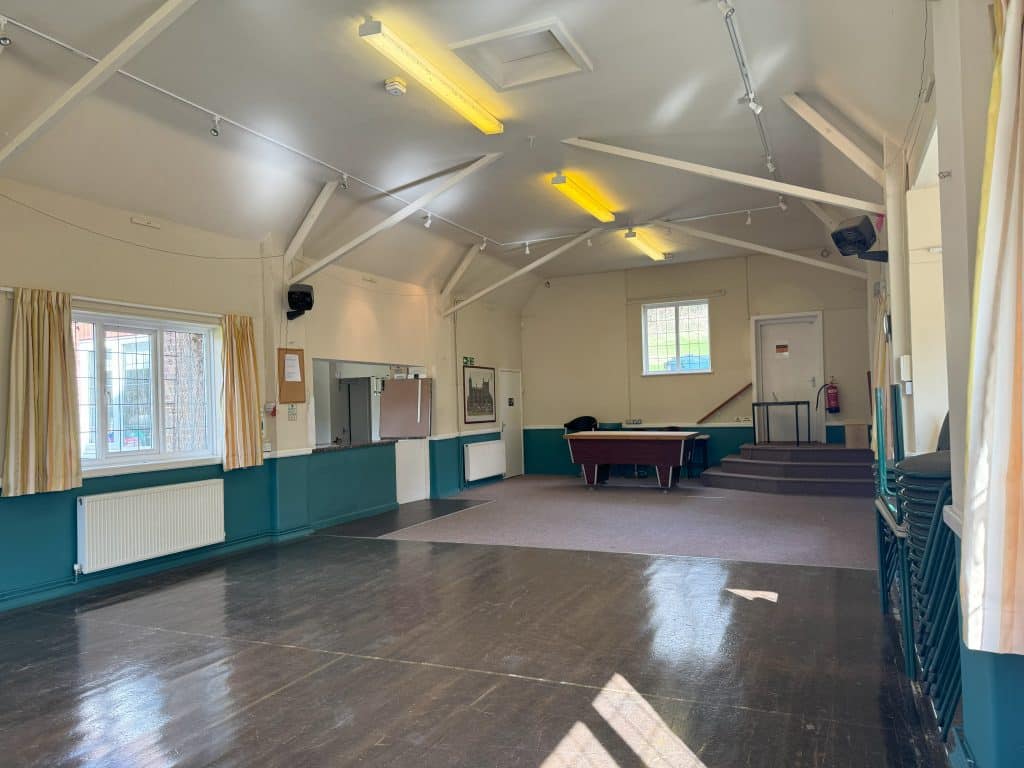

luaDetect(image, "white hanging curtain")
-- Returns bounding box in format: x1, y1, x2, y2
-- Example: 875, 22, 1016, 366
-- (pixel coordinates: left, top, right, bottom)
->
962, 0, 1024, 654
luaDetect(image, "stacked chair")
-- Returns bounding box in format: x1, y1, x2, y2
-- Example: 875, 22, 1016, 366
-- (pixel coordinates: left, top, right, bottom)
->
894, 451, 960, 737
874, 386, 962, 739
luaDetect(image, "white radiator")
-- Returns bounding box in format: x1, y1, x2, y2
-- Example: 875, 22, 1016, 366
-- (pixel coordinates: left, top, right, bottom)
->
76, 479, 225, 574
464, 440, 506, 482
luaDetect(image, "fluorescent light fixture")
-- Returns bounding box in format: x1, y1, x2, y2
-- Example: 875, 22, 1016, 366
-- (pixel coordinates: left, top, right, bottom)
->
625, 229, 665, 261
551, 173, 615, 223
359, 20, 504, 135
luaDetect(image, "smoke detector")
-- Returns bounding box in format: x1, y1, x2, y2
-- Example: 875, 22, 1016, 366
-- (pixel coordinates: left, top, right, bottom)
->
384, 77, 407, 96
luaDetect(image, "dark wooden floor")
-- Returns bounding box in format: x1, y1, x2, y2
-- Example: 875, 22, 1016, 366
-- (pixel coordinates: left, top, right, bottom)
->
0, 536, 945, 767
317, 497, 488, 537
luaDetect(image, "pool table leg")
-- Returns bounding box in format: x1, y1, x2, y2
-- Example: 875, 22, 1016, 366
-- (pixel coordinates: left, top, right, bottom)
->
654, 465, 675, 490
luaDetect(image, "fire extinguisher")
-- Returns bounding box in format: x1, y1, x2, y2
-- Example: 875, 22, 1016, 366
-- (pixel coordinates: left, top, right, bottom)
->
816, 378, 841, 414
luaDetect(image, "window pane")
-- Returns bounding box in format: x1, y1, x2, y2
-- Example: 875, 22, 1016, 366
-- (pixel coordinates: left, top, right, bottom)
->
677, 302, 711, 371
645, 306, 677, 373
73, 320, 98, 460
162, 330, 209, 453
104, 328, 154, 454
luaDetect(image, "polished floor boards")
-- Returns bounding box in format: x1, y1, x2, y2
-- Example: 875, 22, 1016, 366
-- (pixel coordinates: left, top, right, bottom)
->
0, 536, 945, 767
317, 497, 489, 538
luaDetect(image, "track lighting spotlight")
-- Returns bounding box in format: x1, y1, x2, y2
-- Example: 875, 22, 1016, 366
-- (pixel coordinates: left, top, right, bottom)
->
525, 242, 531, 255
747, 96, 763, 115
717, 0, 735, 19
341, 173, 349, 190
209, 115, 221, 137
423, 213, 432, 229
587, 238, 593, 247
624, 228, 637, 239
479, 238, 487, 252
0, 18, 11, 48
745, 210, 752, 226
765, 157, 777, 174
778, 195, 788, 212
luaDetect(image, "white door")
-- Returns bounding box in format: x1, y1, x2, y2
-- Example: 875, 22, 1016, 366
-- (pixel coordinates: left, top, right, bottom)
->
756, 315, 824, 443
394, 439, 429, 503
498, 369, 524, 477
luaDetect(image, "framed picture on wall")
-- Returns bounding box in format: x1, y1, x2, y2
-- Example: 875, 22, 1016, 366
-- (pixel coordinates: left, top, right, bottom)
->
463, 365, 497, 423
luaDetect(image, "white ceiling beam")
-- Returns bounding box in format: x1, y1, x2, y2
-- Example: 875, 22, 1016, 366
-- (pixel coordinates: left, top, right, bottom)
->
0, 0, 201, 168
801, 199, 841, 232
292, 153, 502, 284
440, 244, 480, 302
781, 93, 885, 186
284, 180, 338, 266
563, 137, 885, 215
660, 220, 867, 280
443, 228, 601, 317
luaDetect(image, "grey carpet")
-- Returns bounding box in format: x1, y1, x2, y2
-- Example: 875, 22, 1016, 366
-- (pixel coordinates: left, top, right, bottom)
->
384, 476, 878, 570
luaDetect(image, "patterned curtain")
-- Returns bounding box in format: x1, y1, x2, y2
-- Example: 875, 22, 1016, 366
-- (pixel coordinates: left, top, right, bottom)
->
962, 0, 1024, 654
2, 288, 82, 496
222, 314, 263, 471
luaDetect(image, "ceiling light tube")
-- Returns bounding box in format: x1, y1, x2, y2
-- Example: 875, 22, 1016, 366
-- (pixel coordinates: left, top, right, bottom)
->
359, 20, 504, 135
551, 173, 615, 223
626, 230, 665, 261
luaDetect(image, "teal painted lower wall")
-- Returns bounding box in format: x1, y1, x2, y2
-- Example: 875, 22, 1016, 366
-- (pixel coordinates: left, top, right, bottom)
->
0, 441, 398, 613
825, 424, 846, 444
957, 643, 1024, 768
429, 431, 503, 498
524, 426, 756, 475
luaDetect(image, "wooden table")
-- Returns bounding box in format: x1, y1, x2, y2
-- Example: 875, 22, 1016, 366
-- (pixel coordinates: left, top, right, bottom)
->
563, 430, 699, 490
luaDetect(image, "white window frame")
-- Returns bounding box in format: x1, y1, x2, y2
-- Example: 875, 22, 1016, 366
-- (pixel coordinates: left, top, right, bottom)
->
73, 310, 221, 471
641, 298, 712, 376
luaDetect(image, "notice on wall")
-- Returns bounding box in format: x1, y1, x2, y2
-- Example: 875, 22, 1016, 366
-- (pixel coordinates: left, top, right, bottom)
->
276, 348, 306, 404
775, 343, 790, 358
283, 354, 302, 382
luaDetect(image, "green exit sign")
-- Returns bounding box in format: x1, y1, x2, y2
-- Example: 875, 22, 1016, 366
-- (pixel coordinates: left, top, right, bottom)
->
463, 356, 475, 365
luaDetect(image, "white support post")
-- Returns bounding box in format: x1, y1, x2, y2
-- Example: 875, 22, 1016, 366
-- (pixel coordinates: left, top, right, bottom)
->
883, 136, 916, 454
443, 229, 600, 317
292, 153, 501, 283
284, 181, 339, 266
563, 137, 886, 214
0, 0, 201, 167
660, 221, 868, 280
441, 244, 480, 302
781, 93, 885, 186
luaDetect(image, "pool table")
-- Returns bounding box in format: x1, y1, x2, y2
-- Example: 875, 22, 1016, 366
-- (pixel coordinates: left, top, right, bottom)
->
563, 430, 698, 490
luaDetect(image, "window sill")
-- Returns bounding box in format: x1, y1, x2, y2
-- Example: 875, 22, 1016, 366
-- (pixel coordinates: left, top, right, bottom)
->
641, 369, 714, 377
82, 456, 221, 479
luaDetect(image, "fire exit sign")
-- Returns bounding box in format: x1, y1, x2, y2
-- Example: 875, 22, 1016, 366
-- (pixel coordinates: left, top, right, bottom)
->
463, 356, 475, 365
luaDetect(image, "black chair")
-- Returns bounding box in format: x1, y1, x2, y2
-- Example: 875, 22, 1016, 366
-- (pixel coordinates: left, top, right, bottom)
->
687, 434, 711, 478
563, 416, 607, 481
936, 413, 950, 452
563, 416, 598, 433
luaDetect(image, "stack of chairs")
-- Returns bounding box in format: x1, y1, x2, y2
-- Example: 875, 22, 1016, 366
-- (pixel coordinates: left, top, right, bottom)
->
894, 451, 961, 737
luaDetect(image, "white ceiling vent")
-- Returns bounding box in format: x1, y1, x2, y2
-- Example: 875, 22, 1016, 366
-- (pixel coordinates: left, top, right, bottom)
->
449, 19, 592, 91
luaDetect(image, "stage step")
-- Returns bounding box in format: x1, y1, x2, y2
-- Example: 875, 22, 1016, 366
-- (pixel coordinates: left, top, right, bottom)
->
701, 468, 874, 497
739, 443, 874, 464
720, 456, 873, 480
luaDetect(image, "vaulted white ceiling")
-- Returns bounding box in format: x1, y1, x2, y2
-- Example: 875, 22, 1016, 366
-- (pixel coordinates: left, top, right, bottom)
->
0, 0, 931, 287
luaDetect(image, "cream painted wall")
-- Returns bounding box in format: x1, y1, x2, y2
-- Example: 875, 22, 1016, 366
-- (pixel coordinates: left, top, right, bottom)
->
453, 300, 524, 434
0, 178, 265, 466
523, 255, 870, 429
0, 179, 524, 465
906, 185, 949, 452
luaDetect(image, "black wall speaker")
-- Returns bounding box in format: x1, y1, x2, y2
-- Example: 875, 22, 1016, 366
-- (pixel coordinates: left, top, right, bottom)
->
830, 215, 878, 256
287, 283, 313, 320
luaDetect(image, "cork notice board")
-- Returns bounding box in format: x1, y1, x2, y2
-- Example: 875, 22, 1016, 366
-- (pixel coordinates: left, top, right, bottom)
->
277, 348, 306, 404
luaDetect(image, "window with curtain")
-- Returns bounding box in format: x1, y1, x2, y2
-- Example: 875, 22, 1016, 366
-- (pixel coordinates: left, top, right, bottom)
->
641, 299, 712, 375
72, 312, 219, 468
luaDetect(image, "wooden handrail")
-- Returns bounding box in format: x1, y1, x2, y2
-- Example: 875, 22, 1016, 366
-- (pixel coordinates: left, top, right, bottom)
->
697, 382, 752, 424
